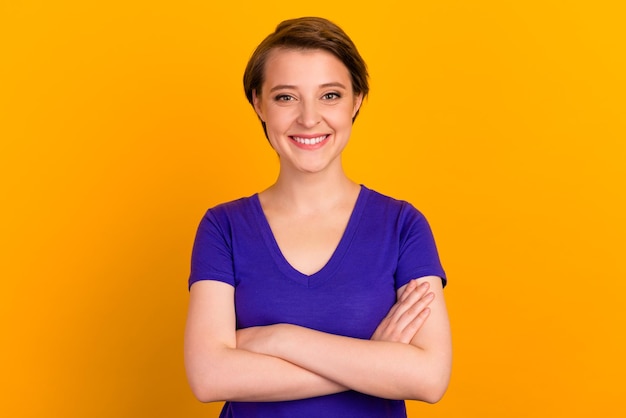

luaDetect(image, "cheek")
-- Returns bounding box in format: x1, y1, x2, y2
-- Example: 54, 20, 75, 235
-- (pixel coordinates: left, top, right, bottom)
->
327, 106, 356, 128
264, 107, 293, 129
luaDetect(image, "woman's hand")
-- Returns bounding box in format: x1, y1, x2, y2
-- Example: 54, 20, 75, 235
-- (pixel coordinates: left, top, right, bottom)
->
237, 280, 435, 353
371, 280, 435, 344
231, 277, 450, 401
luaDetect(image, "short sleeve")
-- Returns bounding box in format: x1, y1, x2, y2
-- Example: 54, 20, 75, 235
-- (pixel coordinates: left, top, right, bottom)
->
188, 209, 236, 289
395, 203, 446, 289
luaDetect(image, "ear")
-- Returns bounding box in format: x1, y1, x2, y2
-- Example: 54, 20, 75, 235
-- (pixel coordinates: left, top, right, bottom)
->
252, 90, 265, 122
352, 93, 364, 118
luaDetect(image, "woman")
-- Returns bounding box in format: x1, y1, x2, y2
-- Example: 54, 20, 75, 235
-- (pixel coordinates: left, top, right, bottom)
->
185, 17, 452, 417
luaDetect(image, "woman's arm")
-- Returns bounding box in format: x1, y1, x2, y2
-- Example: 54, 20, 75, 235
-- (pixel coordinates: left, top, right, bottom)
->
236, 275, 452, 403
184, 280, 349, 402
184, 277, 439, 402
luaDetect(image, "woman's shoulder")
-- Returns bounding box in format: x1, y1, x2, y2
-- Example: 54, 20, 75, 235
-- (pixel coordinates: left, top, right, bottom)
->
207, 193, 259, 214
199, 194, 261, 227
361, 185, 425, 219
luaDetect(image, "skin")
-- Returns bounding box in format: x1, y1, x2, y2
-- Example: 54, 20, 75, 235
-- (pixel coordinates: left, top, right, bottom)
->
184, 48, 452, 404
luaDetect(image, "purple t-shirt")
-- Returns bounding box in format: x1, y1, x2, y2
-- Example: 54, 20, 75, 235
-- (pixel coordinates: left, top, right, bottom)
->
189, 185, 446, 418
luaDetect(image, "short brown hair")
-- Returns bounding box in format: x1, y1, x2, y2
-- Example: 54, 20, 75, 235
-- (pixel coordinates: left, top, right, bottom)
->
243, 17, 369, 132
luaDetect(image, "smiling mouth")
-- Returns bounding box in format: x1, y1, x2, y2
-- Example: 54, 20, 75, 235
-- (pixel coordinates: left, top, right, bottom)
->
291, 135, 329, 145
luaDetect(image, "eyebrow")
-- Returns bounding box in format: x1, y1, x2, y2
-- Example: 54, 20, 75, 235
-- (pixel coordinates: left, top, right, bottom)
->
268, 82, 348, 93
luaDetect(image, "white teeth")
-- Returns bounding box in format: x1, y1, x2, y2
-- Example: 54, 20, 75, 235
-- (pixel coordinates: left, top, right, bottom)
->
292, 135, 327, 145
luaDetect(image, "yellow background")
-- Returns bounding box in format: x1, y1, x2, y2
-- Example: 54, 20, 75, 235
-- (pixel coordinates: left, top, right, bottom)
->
1, 1, 624, 416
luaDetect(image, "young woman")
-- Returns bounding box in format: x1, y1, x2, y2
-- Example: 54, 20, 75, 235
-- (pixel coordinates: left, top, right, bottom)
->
184, 17, 452, 418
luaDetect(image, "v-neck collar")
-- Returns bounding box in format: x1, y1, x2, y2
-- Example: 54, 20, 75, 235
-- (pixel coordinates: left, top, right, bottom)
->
251, 185, 369, 288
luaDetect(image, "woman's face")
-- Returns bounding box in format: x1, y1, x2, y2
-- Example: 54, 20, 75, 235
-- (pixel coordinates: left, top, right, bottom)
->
253, 48, 363, 175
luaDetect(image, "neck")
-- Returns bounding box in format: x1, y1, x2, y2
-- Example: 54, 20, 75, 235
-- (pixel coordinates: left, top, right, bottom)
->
263, 164, 359, 214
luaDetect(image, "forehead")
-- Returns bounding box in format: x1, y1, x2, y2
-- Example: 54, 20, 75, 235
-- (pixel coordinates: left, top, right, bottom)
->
262, 48, 352, 89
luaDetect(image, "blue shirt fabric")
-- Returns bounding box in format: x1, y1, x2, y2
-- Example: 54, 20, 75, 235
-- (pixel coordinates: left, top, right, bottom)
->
189, 185, 446, 418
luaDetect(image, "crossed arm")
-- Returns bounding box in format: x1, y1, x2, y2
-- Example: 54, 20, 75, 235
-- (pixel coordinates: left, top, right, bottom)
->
184, 275, 451, 403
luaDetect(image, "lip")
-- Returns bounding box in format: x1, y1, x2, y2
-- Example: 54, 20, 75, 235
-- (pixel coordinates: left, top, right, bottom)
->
289, 134, 330, 150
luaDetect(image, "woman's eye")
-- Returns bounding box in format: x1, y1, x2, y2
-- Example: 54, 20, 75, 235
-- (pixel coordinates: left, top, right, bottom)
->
275, 94, 295, 102
322, 92, 341, 100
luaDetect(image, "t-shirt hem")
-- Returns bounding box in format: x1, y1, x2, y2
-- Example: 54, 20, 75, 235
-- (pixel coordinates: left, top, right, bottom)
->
396, 267, 447, 289
188, 275, 235, 290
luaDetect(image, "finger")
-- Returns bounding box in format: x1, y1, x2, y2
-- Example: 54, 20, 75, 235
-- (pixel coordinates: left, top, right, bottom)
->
397, 307, 431, 344
402, 291, 435, 321
398, 279, 419, 303
371, 281, 433, 342
385, 280, 420, 319
394, 291, 435, 333
392, 281, 431, 320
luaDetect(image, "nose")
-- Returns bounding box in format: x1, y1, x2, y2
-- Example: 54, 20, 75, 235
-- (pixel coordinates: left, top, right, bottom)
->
296, 100, 321, 128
